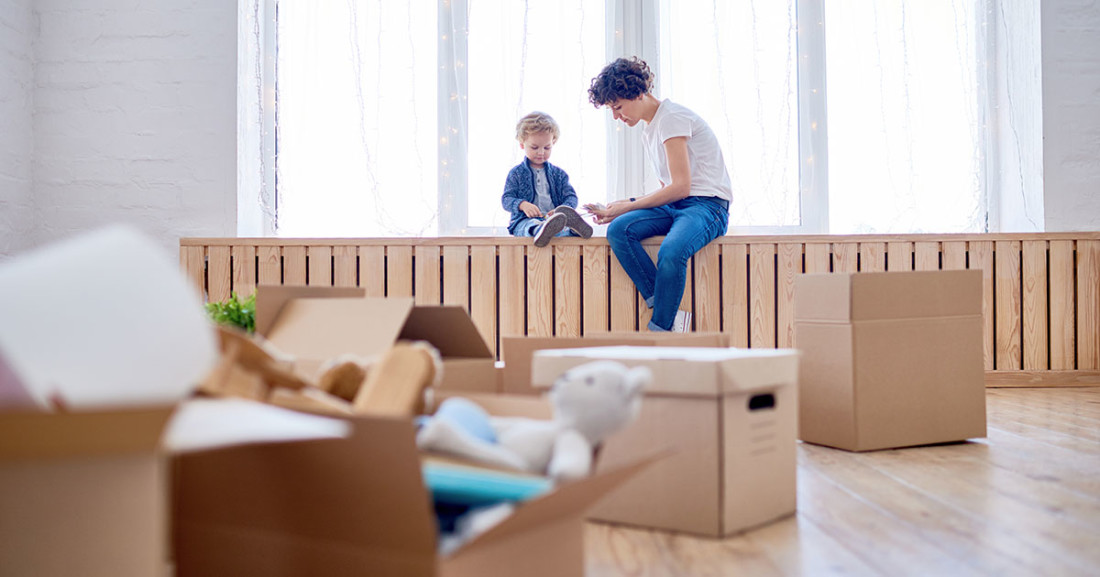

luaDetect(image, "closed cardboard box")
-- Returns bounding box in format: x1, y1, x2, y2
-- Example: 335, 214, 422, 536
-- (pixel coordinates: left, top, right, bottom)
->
501, 332, 729, 395
794, 270, 986, 452
532, 346, 799, 537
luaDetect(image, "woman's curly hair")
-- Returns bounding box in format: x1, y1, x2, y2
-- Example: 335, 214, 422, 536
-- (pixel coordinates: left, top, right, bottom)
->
588, 57, 654, 107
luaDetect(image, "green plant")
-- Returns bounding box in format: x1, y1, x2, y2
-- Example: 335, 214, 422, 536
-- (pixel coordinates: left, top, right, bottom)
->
204, 291, 256, 333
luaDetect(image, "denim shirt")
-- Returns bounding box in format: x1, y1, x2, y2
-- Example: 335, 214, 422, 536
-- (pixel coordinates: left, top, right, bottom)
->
501, 158, 579, 235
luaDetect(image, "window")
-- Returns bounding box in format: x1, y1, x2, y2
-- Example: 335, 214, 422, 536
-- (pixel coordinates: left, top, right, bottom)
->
240, 0, 1040, 237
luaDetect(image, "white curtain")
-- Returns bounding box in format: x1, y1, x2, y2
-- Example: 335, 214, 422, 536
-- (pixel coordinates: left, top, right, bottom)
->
824, 1, 988, 234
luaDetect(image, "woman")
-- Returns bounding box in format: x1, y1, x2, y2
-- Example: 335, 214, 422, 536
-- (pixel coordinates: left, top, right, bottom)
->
586, 57, 732, 332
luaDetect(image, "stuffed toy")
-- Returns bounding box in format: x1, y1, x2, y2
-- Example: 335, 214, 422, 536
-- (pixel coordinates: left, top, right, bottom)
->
416, 360, 651, 481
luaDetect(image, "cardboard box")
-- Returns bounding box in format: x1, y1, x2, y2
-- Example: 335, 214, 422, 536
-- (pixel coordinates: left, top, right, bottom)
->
0, 408, 174, 577
794, 270, 986, 452
173, 395, 655, 577
256, 286, 496, 393
532, 346, 799, 537
501, 332, 730, 395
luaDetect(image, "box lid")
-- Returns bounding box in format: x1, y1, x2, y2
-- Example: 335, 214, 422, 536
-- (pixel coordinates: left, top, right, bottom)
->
0, 407, 173, 460
794, 270, 982, 322
257, 286, 493, 363
532, 346, 799, 397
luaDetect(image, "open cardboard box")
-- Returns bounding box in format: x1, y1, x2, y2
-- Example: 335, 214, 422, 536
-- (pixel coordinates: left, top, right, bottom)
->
173, 394, 657, 577
794, 270, 986, 451
532, 346, 799, 537
501, 332, 730, 395
0, 407, 175, 577
255, 286, 496, 393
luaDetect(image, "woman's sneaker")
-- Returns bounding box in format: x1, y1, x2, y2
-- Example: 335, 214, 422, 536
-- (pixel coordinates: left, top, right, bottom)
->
671, 310, 692, 333
533, 212, 567, 247
552, 205, 593, 239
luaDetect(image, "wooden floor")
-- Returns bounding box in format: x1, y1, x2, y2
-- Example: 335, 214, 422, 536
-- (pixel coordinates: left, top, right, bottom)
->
583, 387, 1100, 576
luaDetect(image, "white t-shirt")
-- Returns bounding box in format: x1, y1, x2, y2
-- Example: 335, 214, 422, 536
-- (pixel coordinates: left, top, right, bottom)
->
642, 99, 733, 203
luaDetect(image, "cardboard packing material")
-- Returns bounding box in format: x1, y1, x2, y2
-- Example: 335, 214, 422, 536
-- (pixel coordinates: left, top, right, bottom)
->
501, 332, 730, 395
532, 346, 799, 537
173, 394, 657, 577
794, 270, 986, 452
255, 285, 497, 393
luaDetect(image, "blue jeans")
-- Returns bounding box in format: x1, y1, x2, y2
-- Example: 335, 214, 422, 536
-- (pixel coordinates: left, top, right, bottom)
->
513, 216, 579, 238
607, 196, 729, 331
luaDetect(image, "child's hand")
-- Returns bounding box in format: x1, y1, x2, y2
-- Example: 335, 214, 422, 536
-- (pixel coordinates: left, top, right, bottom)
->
520, 201, 543, 218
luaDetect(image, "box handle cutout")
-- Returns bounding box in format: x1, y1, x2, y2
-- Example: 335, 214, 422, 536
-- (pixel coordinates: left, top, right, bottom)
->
748, 393, 775, 411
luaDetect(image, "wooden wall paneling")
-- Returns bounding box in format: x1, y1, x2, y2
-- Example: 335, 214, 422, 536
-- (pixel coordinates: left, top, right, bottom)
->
638, 246, 659, 331
581, 245, 610, 334
231, 245, 257, 298
498, 245, 526, 338
886, 241, 913, 271
359, 246, 385, 296
804, 243, 830, 274
206, 246, 232, 303
1021, 240, 1049, 370
914, 241, 940, 271
469, 245, 498, 357
307, 246, 332, 286
1078, 240, 1100, 369
180, 246, 206, 300
414, 245, 442, 305
554, 245, 582, 337
695, 243, 722, 333
833, 242, 859, 273
1049, 240, 1076, 370
969, 241, 995, 370
941, 241, 967, 270
386, 245, 414, 298
442, 245, 470, 308
749, 243, 777, 348
995, 240, 1022, 370
282, 246, 307, 286
860, 242, 886, 272
257, 246, 282, 286
722, 243, 749, 347
332, 246, 358, 287
527, 247, 554, 337
609, 250, 636, 332
776, 243, 802, 348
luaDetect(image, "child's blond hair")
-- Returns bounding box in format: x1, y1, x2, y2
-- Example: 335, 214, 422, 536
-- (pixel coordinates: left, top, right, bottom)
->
515, 111, 560, 143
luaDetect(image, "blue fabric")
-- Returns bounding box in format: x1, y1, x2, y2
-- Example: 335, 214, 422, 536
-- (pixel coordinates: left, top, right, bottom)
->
502, 158, 579, 235
607, 196, 729, 331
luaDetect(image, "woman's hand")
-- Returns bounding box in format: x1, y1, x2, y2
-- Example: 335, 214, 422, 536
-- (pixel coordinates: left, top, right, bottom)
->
519, 201, 543, 218
584, 199, 632, 225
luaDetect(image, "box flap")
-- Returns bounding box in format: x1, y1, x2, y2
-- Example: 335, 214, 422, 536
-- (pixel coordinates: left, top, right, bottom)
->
400, 307, 493, 360
532, 346, 798, 396
0, 407, 173, 460
264, 298, 414, 363
173, 415, 437, 573
450, 453, 663, 558
254, 285, 367, 336
795, 270, 982, 322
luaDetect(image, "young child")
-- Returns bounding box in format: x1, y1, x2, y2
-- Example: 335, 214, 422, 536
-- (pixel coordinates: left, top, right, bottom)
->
502, 112, 593, 247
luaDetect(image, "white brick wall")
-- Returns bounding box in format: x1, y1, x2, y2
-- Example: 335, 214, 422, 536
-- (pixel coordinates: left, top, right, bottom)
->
1043, 0, 1100, 231
24, 0, 236, 258
0, 0, 35, 261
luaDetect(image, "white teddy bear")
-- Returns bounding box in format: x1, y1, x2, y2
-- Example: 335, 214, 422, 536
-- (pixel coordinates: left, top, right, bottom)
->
416, 360, 651, 481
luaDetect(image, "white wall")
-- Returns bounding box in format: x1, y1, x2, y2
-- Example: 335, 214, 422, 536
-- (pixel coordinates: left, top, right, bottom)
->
1042, 0, 1100, 231
0, 0, 237, 260
0, 0, 36, 260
